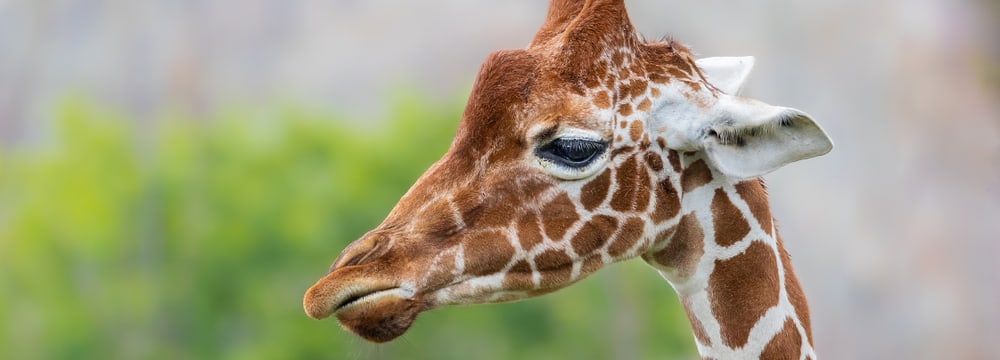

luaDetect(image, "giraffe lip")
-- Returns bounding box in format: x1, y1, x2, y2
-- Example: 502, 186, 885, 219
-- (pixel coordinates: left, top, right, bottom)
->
333, 287, 409, 313
303, 268, 406, 320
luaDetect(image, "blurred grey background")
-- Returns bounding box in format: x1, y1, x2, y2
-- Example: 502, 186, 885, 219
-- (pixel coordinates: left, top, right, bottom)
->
2, 0, 999, 358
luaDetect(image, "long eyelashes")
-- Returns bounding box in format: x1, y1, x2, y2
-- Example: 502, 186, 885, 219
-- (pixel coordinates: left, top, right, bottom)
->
536, 138, 608, 169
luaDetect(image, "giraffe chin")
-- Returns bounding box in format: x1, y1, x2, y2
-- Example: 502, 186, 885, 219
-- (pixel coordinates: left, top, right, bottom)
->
331, 289, 423, 343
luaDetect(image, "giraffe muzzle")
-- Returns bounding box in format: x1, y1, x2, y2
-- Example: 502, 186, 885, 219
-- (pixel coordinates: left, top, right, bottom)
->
303, 266, 424, 342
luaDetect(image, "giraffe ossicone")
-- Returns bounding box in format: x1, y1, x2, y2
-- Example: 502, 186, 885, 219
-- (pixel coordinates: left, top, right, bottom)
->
303, 1, 831, 358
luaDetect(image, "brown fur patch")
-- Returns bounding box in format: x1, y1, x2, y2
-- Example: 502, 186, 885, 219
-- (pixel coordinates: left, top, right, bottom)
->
618, 67, 631, 80
711, 189, 750, 247
779, 234, 813, 346
649, 212, 703, 277
501, 260, 534, 290
651, 178, 680, 224
604, 76, 616, 92
619, 103, 634, 117
632, 65, 647, 79
636, 97, 652, 112
594, 91, 612, 109
648, 72, 669, 84
516, 212, 544, 251
453, 190, 484, 227
619, 120, 628, 129
413, 199, 459, 237
534, 249, 571, 271
539, 266, 572, 288
516, 175, 555, 202
611, 51, 624, 67
610, 155, 638, 211
633, 168, 653, 213
735, 180, 773, 236
760, 318, 802, 360
608, 217, 644, 257
611, 145, 635, 158
502, 268, 533, 290
463, 230, 515, 276
542, 193, 579, 240
667, 149, 681, 171
570, 215, 618, 256
618, 79, 647, 99
644, 151, 663, 172
709, 241, 780, 348
581, 255, 605, 274
474, 196, 518, 228
650, 87, 661, 98
629, 120, 643, 141
510, 259, 531, 273
610, 155, 652, 212
534, 249, 573, 287
580, 169, 612, 211
618, 81, 635, 98
681, 159, 712, 192
630, 79, 648, 98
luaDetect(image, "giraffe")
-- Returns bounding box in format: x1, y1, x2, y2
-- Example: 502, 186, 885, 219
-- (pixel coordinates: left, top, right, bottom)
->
303, 1, 832, 359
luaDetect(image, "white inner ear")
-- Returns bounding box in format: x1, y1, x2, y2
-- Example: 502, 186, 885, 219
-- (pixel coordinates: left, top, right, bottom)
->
695, 56, 755, 95
702, 98, 833, 179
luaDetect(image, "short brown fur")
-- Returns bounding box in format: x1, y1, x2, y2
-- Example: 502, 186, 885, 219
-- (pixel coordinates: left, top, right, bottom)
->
710, 189, 751, 247
709, 241, 781, 348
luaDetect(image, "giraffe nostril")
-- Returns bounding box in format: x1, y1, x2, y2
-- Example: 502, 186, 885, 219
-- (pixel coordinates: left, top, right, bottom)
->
331, 235, 390, 271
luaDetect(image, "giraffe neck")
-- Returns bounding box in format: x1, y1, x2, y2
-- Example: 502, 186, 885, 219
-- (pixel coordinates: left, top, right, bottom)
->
643, 154, 815, 359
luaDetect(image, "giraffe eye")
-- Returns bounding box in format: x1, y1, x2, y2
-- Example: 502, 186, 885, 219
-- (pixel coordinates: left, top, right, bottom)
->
537, 138, 608, 168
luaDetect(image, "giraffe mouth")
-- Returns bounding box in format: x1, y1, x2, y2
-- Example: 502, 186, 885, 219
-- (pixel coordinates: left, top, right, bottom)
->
333, 287, 410, 313
331, 286, 423, 343
303, 269, 426, 343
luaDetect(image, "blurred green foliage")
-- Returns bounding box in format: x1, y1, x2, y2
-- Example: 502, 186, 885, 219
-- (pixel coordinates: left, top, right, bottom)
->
0, 97, 697, 359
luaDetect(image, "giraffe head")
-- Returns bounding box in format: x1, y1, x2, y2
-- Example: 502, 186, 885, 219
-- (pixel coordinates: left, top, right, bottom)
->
304, 0, 832, 342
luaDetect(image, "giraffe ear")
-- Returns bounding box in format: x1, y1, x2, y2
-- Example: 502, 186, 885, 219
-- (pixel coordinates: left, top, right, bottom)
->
702, 96, 833, 179
530, 0, 586, 47
695, 56, 755, 95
